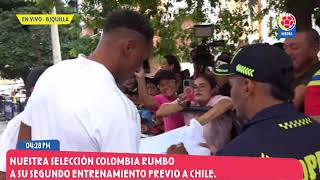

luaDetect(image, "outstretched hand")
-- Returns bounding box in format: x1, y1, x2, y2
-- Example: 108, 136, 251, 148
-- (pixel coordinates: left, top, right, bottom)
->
166, 143, 188, 155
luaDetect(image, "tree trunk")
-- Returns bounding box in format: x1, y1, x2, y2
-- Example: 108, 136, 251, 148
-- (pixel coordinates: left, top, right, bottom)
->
257, 0, 263, 41
50, 6, 62, 64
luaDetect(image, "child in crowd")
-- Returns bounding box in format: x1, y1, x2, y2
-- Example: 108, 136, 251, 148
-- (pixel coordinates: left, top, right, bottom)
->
135, 69, 184, 132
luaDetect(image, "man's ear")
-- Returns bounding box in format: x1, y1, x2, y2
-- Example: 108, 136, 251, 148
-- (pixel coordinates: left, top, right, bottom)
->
122, 39, 135, 58
244, 78, 255, 97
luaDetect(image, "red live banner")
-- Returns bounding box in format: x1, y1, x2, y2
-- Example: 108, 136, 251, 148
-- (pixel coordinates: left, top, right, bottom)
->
6, 150, 302, 179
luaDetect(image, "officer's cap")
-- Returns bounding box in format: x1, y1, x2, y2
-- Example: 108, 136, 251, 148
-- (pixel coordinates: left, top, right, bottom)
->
229, 43, 293, 87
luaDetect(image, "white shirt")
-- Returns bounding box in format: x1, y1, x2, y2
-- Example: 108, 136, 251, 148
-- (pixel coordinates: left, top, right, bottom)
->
0, 112, 25, 172
23, 55, 141, 152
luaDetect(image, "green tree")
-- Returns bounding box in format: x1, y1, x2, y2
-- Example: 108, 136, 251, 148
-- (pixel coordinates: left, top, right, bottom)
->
0, 4, 51, 83
79, 0, 222, 62
215, 2, 254, 53
247, 0, 320, 37
0, 0, 95, 82
2, 0, 319, 82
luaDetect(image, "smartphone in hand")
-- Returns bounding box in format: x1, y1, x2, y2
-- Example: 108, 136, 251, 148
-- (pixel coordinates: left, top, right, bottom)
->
183, 79, 194, 102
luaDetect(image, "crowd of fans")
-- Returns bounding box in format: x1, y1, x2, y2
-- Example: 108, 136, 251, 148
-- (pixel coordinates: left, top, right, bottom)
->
1, 27, 319, 156
0, 10, 319, 179
121, 28, 320, 154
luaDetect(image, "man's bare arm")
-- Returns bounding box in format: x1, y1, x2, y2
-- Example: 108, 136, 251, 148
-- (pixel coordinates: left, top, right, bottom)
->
0, 171, 6, 180
17, 122, 31, 147
135, 69, 158, 110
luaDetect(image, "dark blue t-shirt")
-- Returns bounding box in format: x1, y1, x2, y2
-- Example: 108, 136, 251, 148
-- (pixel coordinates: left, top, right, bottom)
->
216, 103, 320, 179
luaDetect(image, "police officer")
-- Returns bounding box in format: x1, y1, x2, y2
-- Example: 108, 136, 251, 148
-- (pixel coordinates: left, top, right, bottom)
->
215, 43, 320, 179
168, 44, 320, 179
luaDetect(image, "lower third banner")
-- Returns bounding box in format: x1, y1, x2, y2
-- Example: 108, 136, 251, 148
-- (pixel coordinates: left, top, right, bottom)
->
6, 150, 302, 179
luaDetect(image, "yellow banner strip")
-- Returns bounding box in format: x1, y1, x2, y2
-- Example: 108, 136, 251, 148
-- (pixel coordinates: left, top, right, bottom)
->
16, 14, 74, 25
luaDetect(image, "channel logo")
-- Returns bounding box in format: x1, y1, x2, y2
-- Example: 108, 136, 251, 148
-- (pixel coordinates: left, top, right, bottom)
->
277, 13, 296, 38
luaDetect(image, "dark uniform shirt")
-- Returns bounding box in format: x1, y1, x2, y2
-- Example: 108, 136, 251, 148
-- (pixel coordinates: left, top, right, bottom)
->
216, 103, 320, 180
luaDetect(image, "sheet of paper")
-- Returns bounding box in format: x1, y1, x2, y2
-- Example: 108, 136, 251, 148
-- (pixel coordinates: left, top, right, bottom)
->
139, 119, 210, 155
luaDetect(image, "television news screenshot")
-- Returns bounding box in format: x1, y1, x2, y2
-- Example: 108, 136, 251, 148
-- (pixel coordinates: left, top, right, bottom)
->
0, 0, 320, 179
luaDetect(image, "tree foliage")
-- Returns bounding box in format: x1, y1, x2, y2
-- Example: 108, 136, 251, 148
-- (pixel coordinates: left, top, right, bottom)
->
79, 0, 279, 61
0, 0, 97, 82
1, 0, 320, 80
80, 0, 221, 62
0, 5, 51, 82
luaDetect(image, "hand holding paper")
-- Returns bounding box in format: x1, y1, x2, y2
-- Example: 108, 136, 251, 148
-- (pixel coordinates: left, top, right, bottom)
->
139, 119, 210, 155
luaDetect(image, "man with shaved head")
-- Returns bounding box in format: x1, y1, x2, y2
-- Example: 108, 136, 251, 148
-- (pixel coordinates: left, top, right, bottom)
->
18, 10, 154, 152
217, 44, 320, 179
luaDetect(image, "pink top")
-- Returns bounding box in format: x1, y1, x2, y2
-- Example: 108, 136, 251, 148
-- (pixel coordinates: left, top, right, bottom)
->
152, 95, 185, 132
183, 95, 233, 152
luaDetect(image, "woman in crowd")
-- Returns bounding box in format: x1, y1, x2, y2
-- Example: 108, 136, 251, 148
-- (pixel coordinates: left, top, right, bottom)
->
135, 69, 184, 132
156, 73, 233, 153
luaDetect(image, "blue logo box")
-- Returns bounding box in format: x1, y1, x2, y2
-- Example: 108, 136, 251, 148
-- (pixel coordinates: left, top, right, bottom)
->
278, 26, 296, 39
